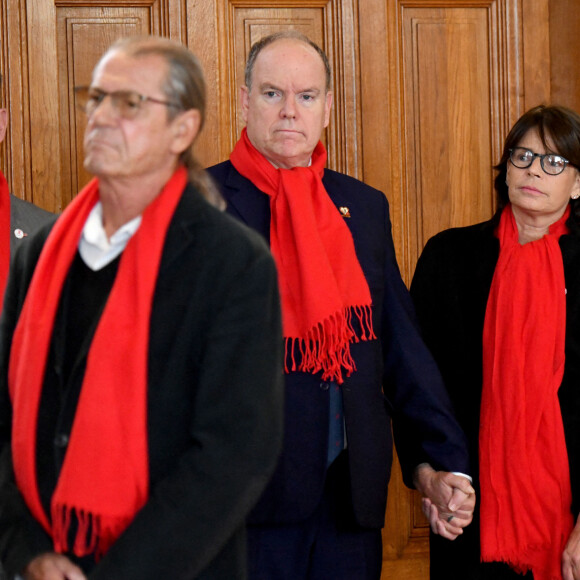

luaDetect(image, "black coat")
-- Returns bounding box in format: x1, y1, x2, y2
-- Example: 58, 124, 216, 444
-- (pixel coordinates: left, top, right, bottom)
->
208, 161, 471, 529
0, 184, 285, 580
410, 215, 580, 578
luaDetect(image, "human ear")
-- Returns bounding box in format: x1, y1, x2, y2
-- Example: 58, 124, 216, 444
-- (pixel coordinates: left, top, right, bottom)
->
571, 171, 580, 200
323, 91, 333, 129
170, 109, 201, 155
240, 86, 250, 123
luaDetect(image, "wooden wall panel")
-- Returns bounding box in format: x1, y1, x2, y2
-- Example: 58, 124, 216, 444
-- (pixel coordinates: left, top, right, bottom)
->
360, 0, 550, 287
402, 6, 495, 273
380, 1, 525, 283
2, 2, 30, 206
549, 0, 580, 112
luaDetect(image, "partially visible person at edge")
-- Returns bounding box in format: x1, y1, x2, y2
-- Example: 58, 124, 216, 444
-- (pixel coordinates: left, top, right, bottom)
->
208, 30, 475, 580
0, 72, 55, 302
0, 67, 55, 580
0, 35, 284, 580
411, 104, 580, 580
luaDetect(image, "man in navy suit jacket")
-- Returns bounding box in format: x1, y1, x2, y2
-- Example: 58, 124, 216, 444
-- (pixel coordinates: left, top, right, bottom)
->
208, 31, 475, 579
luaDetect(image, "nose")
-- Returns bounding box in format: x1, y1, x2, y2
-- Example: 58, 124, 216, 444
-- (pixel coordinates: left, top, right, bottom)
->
527, 155, 543, 176
280, 96, 297, 119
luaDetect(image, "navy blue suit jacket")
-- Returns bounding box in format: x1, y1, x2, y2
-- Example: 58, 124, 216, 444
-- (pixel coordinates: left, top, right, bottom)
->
208, 161, 470, 529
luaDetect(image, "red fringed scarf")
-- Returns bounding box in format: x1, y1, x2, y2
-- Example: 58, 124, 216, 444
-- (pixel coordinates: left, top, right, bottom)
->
480, 204, 574, 580
9, 166, 187, 558
0, 171, 11, 301
230, 129, 374, 384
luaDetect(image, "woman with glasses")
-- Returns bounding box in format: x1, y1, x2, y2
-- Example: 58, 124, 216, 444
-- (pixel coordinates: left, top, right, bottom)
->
411, 104, 580, 580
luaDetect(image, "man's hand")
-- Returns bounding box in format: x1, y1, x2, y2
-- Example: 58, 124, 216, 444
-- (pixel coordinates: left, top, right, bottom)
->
563, 515, 580, 580
22, 553, 87, 580
413, 463, 475, 540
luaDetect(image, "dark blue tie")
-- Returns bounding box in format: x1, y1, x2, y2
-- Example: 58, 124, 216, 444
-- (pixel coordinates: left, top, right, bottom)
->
327, 382, 344, 466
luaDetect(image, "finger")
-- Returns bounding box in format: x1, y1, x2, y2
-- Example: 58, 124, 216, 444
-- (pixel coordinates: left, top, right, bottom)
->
57, 560, 86, 580
422, 497, 432, 519
442, 508, 474, 525
440, 473, 475, 495
428, 503, 440, 534
444, 515, 466, 534
435, 517, 461, 540
561, 561, 573, 580
50, 554, 86, 580
448, 486, 472, 511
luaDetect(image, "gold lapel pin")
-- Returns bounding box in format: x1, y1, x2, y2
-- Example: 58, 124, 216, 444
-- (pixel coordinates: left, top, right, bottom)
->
339, 207, 351, 218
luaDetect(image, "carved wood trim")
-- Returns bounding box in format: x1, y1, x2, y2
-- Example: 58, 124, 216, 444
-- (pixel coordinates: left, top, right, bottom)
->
2, 1, 31, 202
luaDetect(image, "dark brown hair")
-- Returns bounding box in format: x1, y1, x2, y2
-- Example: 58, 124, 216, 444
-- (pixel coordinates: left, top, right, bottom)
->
494, 104, 580, 227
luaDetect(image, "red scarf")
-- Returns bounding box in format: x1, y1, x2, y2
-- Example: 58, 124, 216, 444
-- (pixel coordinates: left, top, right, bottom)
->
480, 204, 574, 580
230, 129, 374, 383
0, 171, 11, 301
9, 166, 187, 558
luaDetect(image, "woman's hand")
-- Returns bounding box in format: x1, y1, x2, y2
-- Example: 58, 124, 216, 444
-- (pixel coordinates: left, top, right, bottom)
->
563, 516, 580, 580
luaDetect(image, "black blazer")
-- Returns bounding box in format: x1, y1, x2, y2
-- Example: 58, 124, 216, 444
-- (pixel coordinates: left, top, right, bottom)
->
410, 216, 580, 576
0, 184, 285, 580
9, 193, 55, 259
208, 161, 470, 529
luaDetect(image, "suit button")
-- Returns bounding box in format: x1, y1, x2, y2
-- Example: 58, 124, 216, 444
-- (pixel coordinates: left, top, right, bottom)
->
320, 382, 330, 390
54, 433, 69, 448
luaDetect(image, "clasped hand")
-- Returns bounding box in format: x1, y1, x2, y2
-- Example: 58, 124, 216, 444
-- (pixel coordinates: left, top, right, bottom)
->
413, 463, 476, 540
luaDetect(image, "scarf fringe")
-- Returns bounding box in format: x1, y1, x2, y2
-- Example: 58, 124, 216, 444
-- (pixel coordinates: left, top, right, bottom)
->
285, 305, 375, 384
481, 546, 563, 580
52, 503, 133, 560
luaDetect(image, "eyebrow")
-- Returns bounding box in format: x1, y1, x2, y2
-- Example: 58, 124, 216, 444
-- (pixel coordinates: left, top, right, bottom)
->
258, 83, 321, 95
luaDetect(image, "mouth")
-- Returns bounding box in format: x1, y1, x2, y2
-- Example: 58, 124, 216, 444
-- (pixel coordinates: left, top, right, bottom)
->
520, 185, 544, 195
275, 128, 303, 137
85, 136, 115, 150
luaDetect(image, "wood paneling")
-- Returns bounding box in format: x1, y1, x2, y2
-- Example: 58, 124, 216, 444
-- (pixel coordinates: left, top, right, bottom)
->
549, 0, 580, 112
361, 0, 529, 284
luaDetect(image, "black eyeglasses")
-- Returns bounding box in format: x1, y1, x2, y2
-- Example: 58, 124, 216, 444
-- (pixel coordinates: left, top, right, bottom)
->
509, 147, 570, 176
74, 86, 181, 120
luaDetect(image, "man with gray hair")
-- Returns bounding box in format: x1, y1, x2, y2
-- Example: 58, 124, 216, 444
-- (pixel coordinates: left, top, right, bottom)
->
0, 36, 283, 580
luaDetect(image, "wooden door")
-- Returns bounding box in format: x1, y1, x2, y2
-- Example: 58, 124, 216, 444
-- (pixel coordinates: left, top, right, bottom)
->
0, 0, 560, 577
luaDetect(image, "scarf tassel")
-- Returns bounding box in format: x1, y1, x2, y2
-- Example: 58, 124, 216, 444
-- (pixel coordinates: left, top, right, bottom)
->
52, 503, 133, 560
481, 549, 563, 580
285, 305, 375, 384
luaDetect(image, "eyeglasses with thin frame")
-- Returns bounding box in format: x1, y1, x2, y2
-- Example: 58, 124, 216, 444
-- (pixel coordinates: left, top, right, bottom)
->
74, 86, 181, 120
509, 147, 570, 176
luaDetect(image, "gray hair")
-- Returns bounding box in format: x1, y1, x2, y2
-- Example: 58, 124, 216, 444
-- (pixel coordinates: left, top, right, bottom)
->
244, 31, 331, 92
103, 36, 224, 209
